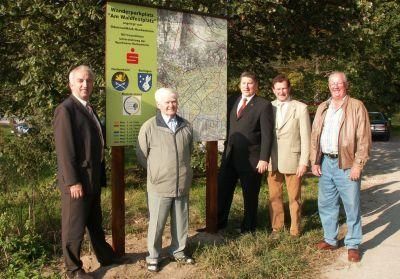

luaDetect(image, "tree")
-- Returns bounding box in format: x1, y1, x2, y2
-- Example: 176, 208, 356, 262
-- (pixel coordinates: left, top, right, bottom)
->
350, 0, 400, 113
1, 0, 399, 188
0, 0, 105, 188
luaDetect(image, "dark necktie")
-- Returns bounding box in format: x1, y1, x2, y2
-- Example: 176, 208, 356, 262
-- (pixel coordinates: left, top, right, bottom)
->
237, 98, 247, 118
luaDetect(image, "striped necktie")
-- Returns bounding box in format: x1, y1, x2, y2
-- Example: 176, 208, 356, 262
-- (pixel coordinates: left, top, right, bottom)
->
237, 98, 247, 118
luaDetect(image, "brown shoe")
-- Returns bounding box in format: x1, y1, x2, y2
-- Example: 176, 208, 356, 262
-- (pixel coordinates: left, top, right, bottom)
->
270, 230, 280, 240
348, 249, 361, 262
316, 241, 337, 250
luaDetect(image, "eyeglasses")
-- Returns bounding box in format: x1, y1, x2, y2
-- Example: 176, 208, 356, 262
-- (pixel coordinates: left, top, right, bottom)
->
329, 82, 346, 87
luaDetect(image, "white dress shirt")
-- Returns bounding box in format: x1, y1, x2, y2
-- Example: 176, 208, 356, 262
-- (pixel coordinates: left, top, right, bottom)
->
162, 114, 177, 132
236, 94, 255, 115
276, 99, 291, 128
320, 98, 346, 154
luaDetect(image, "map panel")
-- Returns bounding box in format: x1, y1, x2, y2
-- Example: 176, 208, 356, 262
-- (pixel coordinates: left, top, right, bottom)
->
157, 10, 227, 141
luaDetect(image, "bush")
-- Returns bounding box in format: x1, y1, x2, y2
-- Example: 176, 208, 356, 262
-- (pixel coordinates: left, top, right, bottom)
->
0, 217, 49, 278
191, 143, 207, 177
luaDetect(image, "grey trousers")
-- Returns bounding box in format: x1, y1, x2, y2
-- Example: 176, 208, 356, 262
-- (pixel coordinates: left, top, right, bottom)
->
146, 192, 189, 263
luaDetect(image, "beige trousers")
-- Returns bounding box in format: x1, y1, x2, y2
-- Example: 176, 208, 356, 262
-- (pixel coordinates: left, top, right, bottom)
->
267, 171, 302, 236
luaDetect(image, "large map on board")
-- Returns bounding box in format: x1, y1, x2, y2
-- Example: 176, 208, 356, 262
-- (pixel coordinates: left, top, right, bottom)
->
157, 10, 227, 141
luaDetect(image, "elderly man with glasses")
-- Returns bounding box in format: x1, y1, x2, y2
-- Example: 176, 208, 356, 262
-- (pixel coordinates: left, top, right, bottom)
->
310, 71, 371, 262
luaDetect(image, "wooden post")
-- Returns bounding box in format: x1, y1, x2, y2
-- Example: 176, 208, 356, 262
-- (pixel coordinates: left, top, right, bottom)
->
206, 141, 218, 233
111, 146, 125, 256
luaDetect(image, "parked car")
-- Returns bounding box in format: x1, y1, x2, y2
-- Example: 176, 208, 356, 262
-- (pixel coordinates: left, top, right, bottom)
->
369, 112, 391, 141
11, 123, 31, 136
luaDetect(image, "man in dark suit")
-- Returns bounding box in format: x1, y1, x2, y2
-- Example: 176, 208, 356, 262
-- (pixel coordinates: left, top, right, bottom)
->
218, 71, 273, 233
54, 65, 117, 279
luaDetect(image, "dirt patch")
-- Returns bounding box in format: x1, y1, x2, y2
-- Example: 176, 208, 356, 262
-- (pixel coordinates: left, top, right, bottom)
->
64, 229, 225, 278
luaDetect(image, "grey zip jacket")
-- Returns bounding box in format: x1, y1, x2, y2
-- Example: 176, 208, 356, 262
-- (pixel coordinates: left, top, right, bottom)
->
136, 110, 193, 197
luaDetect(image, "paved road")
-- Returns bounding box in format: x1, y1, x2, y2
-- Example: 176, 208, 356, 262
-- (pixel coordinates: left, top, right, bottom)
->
321, 137, 400, 279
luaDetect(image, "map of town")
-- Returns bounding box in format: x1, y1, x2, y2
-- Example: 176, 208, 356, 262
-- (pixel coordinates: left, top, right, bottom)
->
157, 10, 227, 141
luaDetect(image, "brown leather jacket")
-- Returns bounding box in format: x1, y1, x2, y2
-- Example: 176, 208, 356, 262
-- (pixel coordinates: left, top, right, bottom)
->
310, 96, 372, 170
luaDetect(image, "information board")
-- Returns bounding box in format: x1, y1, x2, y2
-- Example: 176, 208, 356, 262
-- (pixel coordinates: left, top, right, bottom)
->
106, 2, 227, 146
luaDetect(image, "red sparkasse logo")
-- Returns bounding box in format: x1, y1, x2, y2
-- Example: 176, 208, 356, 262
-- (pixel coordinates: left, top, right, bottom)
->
127, 48, 139, 64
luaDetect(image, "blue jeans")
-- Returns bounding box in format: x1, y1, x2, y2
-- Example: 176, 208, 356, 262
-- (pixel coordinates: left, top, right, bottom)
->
318, 155, 362, 249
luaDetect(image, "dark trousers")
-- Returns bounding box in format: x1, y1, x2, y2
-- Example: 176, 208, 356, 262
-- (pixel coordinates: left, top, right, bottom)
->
61, 191, 115, 275
217, 156, 262, 232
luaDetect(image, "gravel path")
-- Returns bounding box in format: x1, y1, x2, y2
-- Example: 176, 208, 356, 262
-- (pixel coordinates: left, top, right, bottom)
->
321, 137, 400, 279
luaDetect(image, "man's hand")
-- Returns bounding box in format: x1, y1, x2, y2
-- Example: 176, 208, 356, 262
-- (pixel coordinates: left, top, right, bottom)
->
312, 164, 322, 177
349, 166, 362, 181
70, 183, 84, 199
256, 160, 269, 174
296, 164, 307, 178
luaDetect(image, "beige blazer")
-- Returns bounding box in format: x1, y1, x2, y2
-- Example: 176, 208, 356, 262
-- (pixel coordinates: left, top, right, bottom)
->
268, 99, 311, 174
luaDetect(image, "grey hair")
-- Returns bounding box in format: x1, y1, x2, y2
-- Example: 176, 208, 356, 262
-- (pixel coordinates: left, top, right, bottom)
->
68, 65, 95, 83
154, 87, 178, 103
328, 71, 347, 83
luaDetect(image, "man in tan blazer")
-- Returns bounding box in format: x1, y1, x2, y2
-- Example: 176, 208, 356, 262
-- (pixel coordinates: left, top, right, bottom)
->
267, 74, 311, 237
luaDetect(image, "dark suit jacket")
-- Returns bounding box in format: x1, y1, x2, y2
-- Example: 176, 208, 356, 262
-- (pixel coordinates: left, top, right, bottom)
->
54, 95, 106, 195
224, 94, 273, 172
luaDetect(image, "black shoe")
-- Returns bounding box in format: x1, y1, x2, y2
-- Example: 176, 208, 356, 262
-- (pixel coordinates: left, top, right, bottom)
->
196, 227, 207, 232
238, 227, 255, 234
68, 269, 93, 279
101, 256, 129, 267
217, 223, 227, 230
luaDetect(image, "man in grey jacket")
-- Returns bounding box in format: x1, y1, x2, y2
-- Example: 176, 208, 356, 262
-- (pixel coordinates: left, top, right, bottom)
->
136, 87, 194, 272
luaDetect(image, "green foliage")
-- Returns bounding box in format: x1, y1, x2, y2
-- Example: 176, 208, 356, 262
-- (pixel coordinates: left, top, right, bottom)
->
0, 177, 61, 278
0, 128, 54, 191
351, 0, 400, 114
1, 0, 399, 190
191, 144, 207, 176
0, 0, 106, 192
0, 217, 49, 278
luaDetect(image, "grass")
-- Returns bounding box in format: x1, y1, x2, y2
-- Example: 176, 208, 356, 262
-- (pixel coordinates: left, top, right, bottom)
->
0, 168, 329, 278
100, 173, 328, 278
194, 231, 324, 279
0, 136, 332, 278
186, 176, 326, 279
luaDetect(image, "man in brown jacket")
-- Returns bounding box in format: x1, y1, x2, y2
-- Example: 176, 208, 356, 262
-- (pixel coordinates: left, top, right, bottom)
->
310, 71, 371, 262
